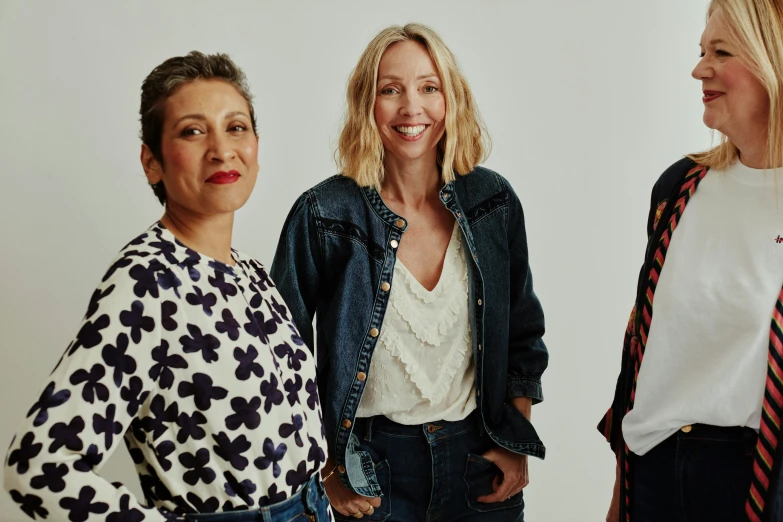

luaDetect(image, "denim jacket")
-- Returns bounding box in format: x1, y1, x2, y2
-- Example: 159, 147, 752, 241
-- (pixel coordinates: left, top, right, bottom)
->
270, 166, 548, 496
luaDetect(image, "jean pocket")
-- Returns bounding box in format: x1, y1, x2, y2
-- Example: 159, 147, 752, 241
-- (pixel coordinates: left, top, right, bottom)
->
463, 453, 524, 513
334, 460, 392, 522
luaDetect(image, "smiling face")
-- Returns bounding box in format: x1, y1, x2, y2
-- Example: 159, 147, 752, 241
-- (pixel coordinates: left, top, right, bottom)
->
692, 7, 770, 146
373, 40, 446, 170
141, 79, 259, 217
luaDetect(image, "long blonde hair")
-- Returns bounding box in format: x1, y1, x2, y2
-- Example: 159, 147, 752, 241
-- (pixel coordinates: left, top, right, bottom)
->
336, 23, 490, 188
688, 0, 783, 169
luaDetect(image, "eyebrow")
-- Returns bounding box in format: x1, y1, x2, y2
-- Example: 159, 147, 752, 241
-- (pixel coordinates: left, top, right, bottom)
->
377, 74, 440, 82
700, 38, 727, 47
172, 111, 250, 128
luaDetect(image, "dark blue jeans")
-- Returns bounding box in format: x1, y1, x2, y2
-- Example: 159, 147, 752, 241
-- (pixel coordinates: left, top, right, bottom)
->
632, 424, 757, 522
184, 473, 331, 522
334, 411, 524, 522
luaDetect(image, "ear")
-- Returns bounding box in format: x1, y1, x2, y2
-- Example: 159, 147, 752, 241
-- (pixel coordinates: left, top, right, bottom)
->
141, 144, 163, 184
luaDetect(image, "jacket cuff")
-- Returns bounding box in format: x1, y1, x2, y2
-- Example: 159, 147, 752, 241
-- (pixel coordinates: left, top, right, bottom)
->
507, 376, 543, 404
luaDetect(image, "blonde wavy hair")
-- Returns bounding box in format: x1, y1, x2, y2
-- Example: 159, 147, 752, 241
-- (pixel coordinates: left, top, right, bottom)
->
337, 23, 490, 188
688, 0, 783, 169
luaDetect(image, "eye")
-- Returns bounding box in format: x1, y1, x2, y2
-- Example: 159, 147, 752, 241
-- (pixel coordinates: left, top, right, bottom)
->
228, 124, 247, 132
379, 86, 398, 95
423, 85, 439, 93
716, 49, 732, 57
181, 128, 204, 137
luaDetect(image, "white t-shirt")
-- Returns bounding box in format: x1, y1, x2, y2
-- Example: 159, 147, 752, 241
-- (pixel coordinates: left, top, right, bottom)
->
623, 160, 783, 456
356, 224, 476, 424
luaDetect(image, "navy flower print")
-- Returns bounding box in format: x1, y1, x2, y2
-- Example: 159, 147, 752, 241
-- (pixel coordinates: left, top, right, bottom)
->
179, 448, 216, 486
254, 438, 287, 478
149, 340, 188, 390
216, 309, 241, 341
180, 324, 220, 363
7, 433, 42, 474
10, 490, 48, 519
4, 223, 329, 521
212, 432, 251, 471
233, 345, 264, 381
120, 300, 155, 344
59, 486, 109, 522
27, 382, 71, 427
68, 314, 111, 355
70, 364, 109, 403
225, 397, 261, 431
48, 416, 85, 452
102, 333, 137, 387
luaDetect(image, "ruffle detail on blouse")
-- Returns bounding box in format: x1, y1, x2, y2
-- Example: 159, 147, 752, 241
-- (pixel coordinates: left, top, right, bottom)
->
378, 327, 470, 405
391, 225, 468, 347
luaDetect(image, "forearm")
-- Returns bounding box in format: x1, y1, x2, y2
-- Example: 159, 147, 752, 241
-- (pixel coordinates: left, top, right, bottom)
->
510, 396, 532, 420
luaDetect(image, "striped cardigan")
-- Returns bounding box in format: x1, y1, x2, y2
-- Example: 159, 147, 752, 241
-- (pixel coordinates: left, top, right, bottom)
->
598, 157, 783, 522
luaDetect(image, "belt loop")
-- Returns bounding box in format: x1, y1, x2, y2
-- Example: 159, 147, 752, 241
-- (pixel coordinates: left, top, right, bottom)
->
364, 416, 374, 442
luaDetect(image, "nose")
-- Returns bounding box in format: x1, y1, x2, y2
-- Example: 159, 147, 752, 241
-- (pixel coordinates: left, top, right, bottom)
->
400, 90, 423, 117
207, 130, 236, 163
692, 55, 712, 81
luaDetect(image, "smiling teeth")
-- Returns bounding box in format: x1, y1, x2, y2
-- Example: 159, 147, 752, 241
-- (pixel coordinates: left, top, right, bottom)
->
395, 125, 426, 136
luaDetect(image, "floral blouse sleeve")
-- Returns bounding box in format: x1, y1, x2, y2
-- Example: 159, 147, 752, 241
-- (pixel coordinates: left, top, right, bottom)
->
4, 251, 172, 521
4, 224, 330, 521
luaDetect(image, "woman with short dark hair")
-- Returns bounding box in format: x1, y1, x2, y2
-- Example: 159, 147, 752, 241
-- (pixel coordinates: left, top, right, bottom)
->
4, 51, 332, 522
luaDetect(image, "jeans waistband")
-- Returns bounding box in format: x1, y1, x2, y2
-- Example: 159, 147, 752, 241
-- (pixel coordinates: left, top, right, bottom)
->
185, 472, 322, 521
354, 409, 481, 442
675, 423, 758, 443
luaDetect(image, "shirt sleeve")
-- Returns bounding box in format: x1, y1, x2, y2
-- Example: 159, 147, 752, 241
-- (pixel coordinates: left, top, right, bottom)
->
3, 254, 179, 521
597, 175, 665, 455
270, 192, 322, 356
503, 179, 549, 403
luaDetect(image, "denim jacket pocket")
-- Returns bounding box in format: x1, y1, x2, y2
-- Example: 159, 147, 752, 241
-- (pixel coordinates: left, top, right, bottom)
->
334, 460, 391, 522
463, 453, 524, 513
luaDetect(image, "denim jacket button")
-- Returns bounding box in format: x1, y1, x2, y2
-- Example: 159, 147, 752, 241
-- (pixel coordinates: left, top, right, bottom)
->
390, 239, 399, 249
381, 282, 391, 292
478, 344, 482, 351
395, 219, 405, 228
357, 372, 367, 381
369, 328, 379, 338
338, 465, 346, 474
477, 299, 483, 306
342, 419, 352, 429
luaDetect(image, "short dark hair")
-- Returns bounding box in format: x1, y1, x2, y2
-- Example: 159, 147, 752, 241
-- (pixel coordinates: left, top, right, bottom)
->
139, 51, 257, 205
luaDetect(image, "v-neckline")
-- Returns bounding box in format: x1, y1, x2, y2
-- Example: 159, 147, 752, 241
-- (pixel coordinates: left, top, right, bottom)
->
395, 223, 459, 294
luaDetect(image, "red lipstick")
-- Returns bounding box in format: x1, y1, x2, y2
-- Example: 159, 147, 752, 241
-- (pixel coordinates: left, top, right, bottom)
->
206, 170, 240, 184
703, 90, 723, 103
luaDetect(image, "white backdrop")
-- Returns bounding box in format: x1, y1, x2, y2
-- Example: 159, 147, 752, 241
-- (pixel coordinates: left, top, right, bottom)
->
0, 1, 712, 520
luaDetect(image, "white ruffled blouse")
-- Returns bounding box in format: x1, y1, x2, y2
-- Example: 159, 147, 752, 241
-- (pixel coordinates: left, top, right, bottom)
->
356, 224, 476, 424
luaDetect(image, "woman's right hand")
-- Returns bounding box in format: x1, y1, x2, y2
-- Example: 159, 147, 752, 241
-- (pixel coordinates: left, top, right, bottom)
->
324, 473, 381, 519
606, 461, 621, 522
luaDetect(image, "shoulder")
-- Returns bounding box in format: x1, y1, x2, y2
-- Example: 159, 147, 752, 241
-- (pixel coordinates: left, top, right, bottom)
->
454, 166, 520, 219
305, 174, 365, 201
652, 157, 701, 201
97, 224, 180, 293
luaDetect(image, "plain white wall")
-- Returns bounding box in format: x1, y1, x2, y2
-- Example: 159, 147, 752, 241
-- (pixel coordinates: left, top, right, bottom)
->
0, 1, 712, 520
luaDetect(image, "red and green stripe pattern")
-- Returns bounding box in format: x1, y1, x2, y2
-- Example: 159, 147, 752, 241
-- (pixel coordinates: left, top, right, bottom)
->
623, 164, 708, 521
747, 291, 783, 521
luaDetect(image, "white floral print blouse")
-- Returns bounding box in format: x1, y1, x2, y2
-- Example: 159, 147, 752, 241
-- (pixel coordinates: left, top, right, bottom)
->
4, 223, 328, 521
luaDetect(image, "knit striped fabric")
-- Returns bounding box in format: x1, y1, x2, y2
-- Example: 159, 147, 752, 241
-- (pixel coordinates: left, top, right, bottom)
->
624, 164, 708, 521
747, 289, 783, 521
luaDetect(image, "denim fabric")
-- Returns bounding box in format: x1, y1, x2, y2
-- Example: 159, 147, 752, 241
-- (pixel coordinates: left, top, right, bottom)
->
184, 473, 331, 522
632, 424, 756, 522
330, 411, 523, 522
271, 167, 548, 496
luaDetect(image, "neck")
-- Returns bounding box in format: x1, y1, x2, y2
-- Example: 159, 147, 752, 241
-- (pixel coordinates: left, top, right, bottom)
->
160, 204, 235, 265
381, 153, 442, 206
733, 126, 771, 169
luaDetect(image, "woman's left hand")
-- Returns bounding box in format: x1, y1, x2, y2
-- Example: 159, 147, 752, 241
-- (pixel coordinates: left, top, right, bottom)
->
475, 447, 529, 503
